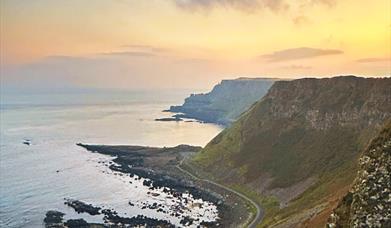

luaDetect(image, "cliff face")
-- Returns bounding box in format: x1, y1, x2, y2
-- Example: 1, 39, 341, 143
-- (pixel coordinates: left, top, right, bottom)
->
169, 78, 276, 125
263, 77, 390, 131
189, 76, 391, 226
328, 120, 391, 228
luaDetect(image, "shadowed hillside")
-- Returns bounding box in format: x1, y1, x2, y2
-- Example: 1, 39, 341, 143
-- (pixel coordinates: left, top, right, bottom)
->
187, 76, 391, 227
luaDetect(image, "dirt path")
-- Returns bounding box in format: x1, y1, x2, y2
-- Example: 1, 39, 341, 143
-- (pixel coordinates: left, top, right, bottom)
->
176, 162, 263, 228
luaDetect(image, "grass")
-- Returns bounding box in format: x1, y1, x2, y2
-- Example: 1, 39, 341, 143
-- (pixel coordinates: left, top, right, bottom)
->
260, 159, 357, 227
229, 184, 280, 219
192, 119, 243, 167
190, 77, 390, 227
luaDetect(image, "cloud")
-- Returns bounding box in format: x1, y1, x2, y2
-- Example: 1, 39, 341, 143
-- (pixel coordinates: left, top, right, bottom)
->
174, 57, 214, 65
357, 57, 391, 63
312, 0, 336, 8
280, 65, 312, 70
173, 0, 288, 12
120, 44, 170, 53
95, 44, 172, 58
43, 55, 96, 62
99, 51, 156, 57
260, 47, 343, 62
293, 15, 310, 26
1, 49, 219, 91
173, 0, 337, 12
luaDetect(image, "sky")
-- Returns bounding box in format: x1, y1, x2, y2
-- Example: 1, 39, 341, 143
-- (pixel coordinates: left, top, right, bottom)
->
1, 0, 390, 91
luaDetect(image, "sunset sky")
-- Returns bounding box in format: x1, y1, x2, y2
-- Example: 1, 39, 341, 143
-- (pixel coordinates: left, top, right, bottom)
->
1, 0, 390, 90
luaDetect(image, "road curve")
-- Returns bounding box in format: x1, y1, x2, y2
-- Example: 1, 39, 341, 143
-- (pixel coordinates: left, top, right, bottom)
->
176, 162, 263, 228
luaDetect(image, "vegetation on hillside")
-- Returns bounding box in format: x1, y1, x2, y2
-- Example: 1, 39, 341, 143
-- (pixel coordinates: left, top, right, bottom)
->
190, 76, 391, 226
328, 120, 391, 227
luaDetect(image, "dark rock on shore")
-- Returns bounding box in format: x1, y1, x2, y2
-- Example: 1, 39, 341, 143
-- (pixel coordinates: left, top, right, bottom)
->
64, 199, 101, 215
44, 212, 106, 228
54, 198, 178, 227
180, 216, 194, 226
102, 212, 175, 227
64, 219, 88, 228
44, 210, 65, 227
200, 220, 221, 227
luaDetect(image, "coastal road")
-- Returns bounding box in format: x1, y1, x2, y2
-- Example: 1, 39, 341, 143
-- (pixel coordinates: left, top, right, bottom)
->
176, 162, 263, 228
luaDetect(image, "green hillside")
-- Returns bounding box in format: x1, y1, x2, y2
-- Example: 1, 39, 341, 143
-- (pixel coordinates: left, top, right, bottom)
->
188, 76, 391, 226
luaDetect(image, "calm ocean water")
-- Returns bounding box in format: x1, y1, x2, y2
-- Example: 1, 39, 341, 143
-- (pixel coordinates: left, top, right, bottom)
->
0, 90, 223, 227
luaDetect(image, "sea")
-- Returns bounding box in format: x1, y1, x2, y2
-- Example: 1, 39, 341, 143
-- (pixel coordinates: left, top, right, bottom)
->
0, 89, 223, 227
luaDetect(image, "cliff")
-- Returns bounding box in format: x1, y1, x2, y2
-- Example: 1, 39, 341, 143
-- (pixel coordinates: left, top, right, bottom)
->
328, 120, 391, 228
187, 76, 391, 227
169, 78, 277, 125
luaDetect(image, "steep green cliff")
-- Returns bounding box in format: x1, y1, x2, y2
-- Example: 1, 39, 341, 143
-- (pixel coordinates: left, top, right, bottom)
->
169, 78, 277, 125
188, 76, 391, 226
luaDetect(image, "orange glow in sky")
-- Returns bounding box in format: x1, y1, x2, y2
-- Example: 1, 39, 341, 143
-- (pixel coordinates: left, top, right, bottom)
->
1, 0, 390, 89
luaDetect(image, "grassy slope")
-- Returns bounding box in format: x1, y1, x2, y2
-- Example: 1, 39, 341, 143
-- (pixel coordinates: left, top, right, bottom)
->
190, 76, 391, 226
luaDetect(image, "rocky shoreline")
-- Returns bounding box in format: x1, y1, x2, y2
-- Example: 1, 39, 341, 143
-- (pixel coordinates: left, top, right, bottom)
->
44, 203, 176, 227
44, 143, 250, 227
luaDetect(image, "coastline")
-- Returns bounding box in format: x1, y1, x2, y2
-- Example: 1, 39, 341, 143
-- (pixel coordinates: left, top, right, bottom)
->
73, 143, 256, 227
176, 160, 263, 228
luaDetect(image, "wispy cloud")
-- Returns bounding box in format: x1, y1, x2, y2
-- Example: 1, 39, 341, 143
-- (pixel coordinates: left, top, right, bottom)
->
173, 0, 288, 12
44, 55, 93, 61
120, 44, 170, 53
357, 57, 391, 63
280, 64, 312, 70
2, 46, 218, 90
312, 0, 337, 8
173, 0, 337, 12
260, 47, 343, 62
96, 44, 172, 58
99, 51, 156, 57
293, 15, 310, 26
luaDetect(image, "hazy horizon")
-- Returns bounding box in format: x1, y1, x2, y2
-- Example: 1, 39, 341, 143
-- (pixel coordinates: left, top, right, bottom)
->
1, 0, 390, 91
1, 2, 390, 226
